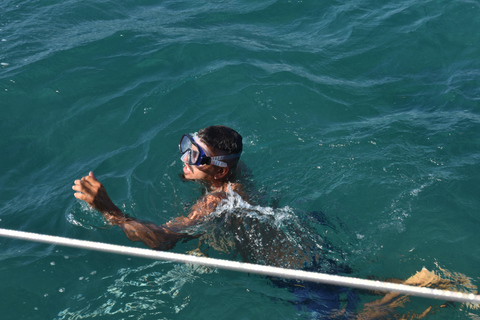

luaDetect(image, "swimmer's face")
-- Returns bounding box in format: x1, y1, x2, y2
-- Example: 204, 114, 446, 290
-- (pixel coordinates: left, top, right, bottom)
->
181, 140, 221, 183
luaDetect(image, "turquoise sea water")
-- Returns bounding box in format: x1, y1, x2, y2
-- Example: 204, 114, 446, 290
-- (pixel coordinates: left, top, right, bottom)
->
1, 0, 480, 319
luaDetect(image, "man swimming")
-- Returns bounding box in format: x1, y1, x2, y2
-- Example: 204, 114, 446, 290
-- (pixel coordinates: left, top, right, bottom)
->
72, 125, 244, 250
72, 124, 455, 318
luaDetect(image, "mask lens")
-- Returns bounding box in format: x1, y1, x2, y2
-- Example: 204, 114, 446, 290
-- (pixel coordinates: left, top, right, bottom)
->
179, 135, 191, 154
179, 134, 201, 165
190, 144, 200, 164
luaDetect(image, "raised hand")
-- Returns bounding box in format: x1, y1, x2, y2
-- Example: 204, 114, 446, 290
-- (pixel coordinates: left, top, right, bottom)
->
72, 172, 121, 215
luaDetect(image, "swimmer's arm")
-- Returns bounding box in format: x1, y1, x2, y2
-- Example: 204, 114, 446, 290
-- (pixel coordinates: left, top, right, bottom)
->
72, 172, 211, 250
115, 194, 224, 249
107, 215, 191, 251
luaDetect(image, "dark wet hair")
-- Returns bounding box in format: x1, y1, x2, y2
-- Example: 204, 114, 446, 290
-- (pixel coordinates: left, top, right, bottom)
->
198, 125, 243, 154
198, 125, 243, 168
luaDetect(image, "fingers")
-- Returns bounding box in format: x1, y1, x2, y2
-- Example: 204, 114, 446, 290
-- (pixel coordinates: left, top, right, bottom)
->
89, 171, 97, 181
72, 181, 90, 194
84, 174, 101, 187
74, 173, 101, 189
73, 191, 89, 201
72, 180, 94, 203
73, 172, 121, 214
72, 172, 102, 202
72, 178, 92, 192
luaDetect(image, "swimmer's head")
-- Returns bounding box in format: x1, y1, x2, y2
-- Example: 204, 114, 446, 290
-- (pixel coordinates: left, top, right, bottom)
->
197, 125, 243, 170
179, 125, 243, 184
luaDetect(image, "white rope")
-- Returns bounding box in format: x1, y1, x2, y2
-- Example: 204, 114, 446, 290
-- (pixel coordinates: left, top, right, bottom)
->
1, 227, 479, 304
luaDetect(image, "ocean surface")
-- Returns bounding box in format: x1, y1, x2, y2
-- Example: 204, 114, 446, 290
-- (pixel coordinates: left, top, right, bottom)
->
1, 0, 480, 319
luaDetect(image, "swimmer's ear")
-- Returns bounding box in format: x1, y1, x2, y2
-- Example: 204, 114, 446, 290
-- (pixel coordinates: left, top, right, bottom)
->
214, 166, 229, 180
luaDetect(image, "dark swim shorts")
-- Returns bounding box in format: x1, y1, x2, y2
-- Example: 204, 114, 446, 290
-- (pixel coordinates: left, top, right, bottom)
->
271, 279, 360, 319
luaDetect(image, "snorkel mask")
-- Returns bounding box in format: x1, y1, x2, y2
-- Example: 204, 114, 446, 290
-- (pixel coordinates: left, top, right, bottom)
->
179, 134, 240, 168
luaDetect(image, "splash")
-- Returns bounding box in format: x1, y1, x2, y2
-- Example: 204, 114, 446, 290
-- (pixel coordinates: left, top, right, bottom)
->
199, 187, 350, 273
210, 185, 295, 226
66, 200, 136, 230
65, 201, 109, 230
